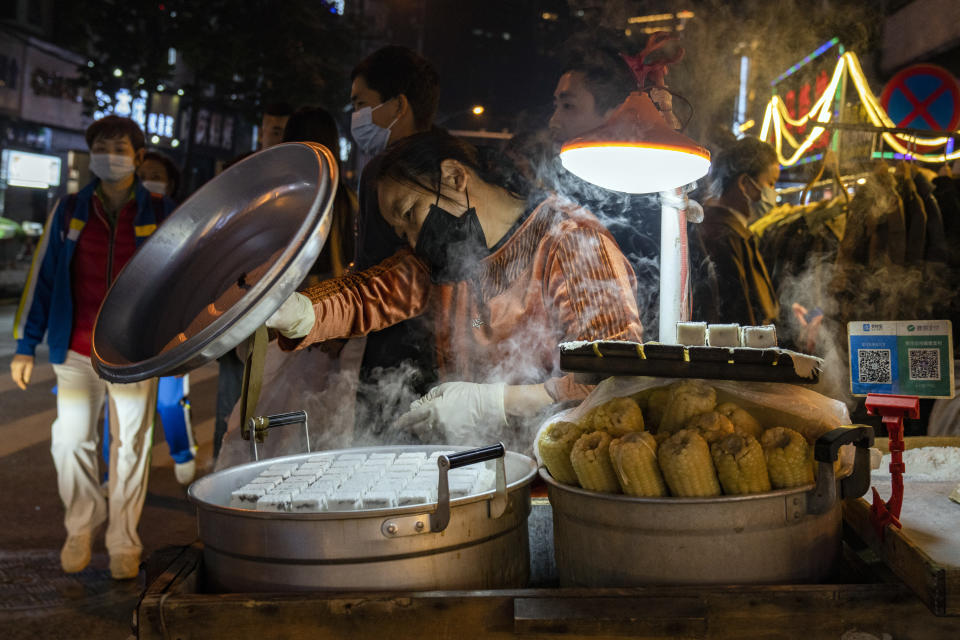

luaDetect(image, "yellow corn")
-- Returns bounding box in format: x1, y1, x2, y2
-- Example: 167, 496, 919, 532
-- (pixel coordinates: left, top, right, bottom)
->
537, 421, 588, 485
716, 402, 764, 440
686, 411, 735, 444
584, 396, 645, 436
659, 380, 717, 435
610, 432, 667, 497
711, 433, 771, 495
761, 427, 814, 489
658, 428, 722, 497
639, 386, 672, 432
570, 431, 621, 493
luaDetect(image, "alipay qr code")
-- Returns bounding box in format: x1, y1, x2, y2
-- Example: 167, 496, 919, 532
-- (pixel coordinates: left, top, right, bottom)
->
908, 348, 940, 381
858, 349, 891, 383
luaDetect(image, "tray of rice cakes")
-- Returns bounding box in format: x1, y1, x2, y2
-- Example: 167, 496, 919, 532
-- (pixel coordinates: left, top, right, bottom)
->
536, 378, 858, 499
559, 323, 823, 385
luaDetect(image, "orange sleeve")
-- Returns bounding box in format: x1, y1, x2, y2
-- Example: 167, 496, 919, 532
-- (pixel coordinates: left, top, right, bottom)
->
542, 225, 644, 402
279, 249, 432, 351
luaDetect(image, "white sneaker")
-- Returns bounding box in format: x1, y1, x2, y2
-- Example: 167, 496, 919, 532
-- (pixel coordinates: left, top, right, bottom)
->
174, 459, 196, 485
109, 553, 140, 580
61, 533, 92, 573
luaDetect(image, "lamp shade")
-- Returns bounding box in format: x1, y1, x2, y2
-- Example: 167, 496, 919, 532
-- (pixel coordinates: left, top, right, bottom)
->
559, 91, 711, 194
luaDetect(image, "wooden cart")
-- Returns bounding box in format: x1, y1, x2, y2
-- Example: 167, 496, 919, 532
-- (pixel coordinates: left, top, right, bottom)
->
138, 500, 960, 639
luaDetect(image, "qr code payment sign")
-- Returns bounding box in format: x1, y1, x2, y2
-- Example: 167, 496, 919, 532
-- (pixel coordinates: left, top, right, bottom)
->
908, 348, 940, 381
857, 349, 891, 383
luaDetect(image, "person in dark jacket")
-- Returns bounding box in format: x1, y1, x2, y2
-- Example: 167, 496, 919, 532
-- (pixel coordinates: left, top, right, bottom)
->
10, 116, 174, 580
348, 46, 441, 433
689, 137, 781, 326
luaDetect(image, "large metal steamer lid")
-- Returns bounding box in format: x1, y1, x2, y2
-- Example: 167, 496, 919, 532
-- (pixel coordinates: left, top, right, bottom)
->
92, 142, 338, 382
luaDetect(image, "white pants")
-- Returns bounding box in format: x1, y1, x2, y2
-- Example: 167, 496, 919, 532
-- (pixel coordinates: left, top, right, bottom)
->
51, 350, 157, 555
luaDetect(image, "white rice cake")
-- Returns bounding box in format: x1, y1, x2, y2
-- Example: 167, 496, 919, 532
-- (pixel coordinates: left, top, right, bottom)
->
257, 493, 293, 512
311, 478, 342, 493
292, 493, 326, 512
741, 325, 777, 348
247, 476, 280, 488
292, 468, 321, 479
390, 463, 422, 475
676, 321, 708, 346
336, 453, 368, 462
707, 324, 741, 347
298, 461, 330, 471
368, 452, 396, 462
307, 455, 335, 463
362, 491, 397, 509
473, 469, 497, 492
397, 488, 434, 506
230, 486, 267, 508
449, 481, 473, 498
342, 473, 380, 491
330, 459, 363, 472
276, 480, 311, 494
258, 468, 292, 479
268, 462, 301, 471
327, 489, 364, 511
396, 452, 427, 463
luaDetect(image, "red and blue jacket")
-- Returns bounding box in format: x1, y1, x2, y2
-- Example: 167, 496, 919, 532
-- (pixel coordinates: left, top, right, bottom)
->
14, 179, 174, 364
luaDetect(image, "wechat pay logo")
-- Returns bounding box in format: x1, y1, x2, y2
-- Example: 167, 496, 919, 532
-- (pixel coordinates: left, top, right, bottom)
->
907, 325, 916, 332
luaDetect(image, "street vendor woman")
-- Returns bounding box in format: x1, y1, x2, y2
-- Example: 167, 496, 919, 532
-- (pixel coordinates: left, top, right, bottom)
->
266, 129, 642, 450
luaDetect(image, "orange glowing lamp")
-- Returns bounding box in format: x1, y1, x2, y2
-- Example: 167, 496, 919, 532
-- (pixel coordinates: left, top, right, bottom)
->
559, 90, 710, 194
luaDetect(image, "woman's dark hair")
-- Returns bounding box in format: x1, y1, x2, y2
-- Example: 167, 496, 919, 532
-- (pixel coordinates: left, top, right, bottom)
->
282, 107, 340, 157
709, 137, 778, 197
85, 115, 146, 151
377, 129, 529, 202
351, 45, 440, 130
141, 150, 180, 199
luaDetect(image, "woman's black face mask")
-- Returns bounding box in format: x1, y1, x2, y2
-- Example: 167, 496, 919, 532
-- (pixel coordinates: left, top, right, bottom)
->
415, 187, 488, 283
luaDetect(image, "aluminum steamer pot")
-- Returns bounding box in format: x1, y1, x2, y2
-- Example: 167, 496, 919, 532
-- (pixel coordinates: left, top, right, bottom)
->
189, 444, 538, 592
543, 426, 874, 586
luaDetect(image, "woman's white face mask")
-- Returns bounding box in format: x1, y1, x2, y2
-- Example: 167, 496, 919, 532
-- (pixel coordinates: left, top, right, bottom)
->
90, 153, 137, 182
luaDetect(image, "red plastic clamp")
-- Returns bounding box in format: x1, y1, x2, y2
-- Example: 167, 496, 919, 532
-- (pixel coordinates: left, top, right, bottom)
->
865, 394, 919, 540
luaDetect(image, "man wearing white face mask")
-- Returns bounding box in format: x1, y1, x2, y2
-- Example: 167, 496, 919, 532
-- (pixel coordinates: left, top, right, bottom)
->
348, 46, 443, 431
10, 116, 174, 580
689, 137, 781, 326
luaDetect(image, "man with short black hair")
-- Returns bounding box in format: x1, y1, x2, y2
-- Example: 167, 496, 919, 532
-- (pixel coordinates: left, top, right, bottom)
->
260, 102, 294, 149
11, 115, 174, 580
348, 45, 441, 432
546, 47, 663, 339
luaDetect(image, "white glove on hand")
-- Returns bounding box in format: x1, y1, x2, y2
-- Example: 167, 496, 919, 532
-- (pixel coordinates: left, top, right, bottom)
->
397, 382, 507, 443
265, 292, 315, 339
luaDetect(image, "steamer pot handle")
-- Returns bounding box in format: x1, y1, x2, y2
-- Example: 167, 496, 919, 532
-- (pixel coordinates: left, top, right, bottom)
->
808, 426, 874, 515
433, 443, 508, 532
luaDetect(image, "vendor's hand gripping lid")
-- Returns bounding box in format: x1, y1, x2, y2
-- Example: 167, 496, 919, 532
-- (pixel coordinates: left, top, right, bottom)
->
92, 142, 338, 383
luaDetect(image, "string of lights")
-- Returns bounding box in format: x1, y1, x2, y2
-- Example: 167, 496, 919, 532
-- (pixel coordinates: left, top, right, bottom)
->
759, 51, 960, 165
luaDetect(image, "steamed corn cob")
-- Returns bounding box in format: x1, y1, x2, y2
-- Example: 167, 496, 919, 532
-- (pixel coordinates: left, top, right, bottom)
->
659, 381, 717, 435
537, 421, 588, 485
658, 429, 722, 497
570, 431, 621, 493
639, 386, 672, 431
761, 427, 814, 489
583, 397, 645, 436
710, 433, 771, 495
609, 432, 667, 497
686, 411, 735, 444
716, 402, 764, 440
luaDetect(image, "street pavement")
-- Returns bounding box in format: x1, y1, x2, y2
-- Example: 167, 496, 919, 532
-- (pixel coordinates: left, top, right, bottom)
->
0, 300, 218, 639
